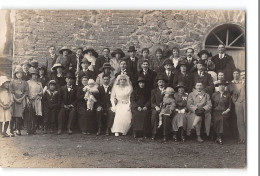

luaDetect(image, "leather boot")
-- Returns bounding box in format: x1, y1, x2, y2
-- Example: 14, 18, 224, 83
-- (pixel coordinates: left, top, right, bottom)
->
197, 135, 204, 143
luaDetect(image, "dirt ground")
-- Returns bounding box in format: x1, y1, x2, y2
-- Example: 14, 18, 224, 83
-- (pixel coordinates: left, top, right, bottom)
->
0, 130, 246, 168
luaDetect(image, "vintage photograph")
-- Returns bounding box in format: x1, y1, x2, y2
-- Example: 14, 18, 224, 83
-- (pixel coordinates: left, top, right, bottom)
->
0, 10, 246, 168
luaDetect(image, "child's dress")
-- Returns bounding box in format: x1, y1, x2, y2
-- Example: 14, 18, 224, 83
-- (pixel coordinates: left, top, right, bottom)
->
83, 85, 99, 110
0, 88, 13, 122
27, 80, 43, 116
158, 97, 176, 128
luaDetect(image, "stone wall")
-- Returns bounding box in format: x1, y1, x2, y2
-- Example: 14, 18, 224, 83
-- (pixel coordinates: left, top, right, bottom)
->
14, 10, 245, 65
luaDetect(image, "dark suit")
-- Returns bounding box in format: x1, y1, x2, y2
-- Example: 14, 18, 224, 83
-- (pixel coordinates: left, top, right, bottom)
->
173, 71, 193, 93
192, 71, 214, 96
160, 70, 175, 88
137, 69, 157, 90
49, 72, 66, 91
211, 54, 236, 82
45, 54, 58, 73
57, 84, 78, 131
115, 69, 134, 83
70, 54, 83, 72
96, 85, 115, 130
95, 56, 111, 74
181, 57, 197, 72
126, 57, 139, 76
78, 69, 95, 85
22, 71, 31, 81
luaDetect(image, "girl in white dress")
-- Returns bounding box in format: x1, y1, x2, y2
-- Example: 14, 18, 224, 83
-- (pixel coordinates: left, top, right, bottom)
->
110, 74, 133, 136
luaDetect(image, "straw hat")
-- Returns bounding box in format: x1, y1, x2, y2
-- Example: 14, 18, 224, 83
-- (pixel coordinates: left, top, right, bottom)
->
0, 76, 11, 87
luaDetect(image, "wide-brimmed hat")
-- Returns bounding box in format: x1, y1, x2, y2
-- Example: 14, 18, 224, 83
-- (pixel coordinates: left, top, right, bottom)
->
51, 63, 65, 71
174, 81, 186, 92
21, 60, 31, 67
29, 67, 39, 75
163, 59, 173, 66
111, 48, 125, 58
38, 65, 47, 74
48, 80, 56, 86
164, 87, 175, 95
128, 46, 137, 52
197, 50, 212, 58
99, 62, 114, 72
0, 76, 11, 87
82, 48, 98, 58
30, 59, 39, 68
155, 74, 167, 83
65, 72, 76, 79
14, 65, 24, 74
59, 46, 72, 55
215, 80, 228, 87
137, 76, 147, 83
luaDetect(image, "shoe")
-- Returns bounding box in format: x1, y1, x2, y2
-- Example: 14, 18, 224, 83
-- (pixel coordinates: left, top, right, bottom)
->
82, 132, 87, 135
115, 132, 119, 137
68, 129, 72, 135
96, 128, 101, 136
238, 139, 245, 144
16, 130, 21, 136
196, 136, 204, 143
57, 129, 62, 135
86, 132, 91, 135
105, 129, 110, 136
10, 132, 15, 137
133, 132, 137, 138
3, 132, 10, 137
218, 138, 223, 145
151, 135, 155, 140
172, 135, 178, 142
143, 135, 148, 139
181, 135, 186, 142
163, 136, 167, 142
122, 133, 127, 136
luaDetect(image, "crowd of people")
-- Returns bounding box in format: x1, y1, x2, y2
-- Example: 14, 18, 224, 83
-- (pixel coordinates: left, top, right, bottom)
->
0, 43, 246, 144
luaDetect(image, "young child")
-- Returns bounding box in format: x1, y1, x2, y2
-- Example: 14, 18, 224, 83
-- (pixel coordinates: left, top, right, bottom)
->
83, 79, 99, 111
158, 87, 176, 128
21, 60, 31, 81
0, 76, 13, 137
10, 65, 29, 136
38, 65, 49, 93
27, 67, 43, 134
42, 80, 60, 133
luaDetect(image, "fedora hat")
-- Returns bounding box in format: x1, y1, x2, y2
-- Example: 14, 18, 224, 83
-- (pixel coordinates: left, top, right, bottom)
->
137, 76, 147, 83
51, 63, 65, 71
0, 76, 11, 87
59, 46, 72, 55
28, 67, 39, 75
155, 74, 167, 83
30, 59, 39, 68
197, 50, 212, 58
215, 79, 228, 87
14, 65, 24, 74
99, 62, 115, 72
128, 46, 137, 52
163, 59, 173, 66
164, 87, 175, 95
65, 72, 76, 79
174, 81, 186, 92
111, 48, 125, 58
82, 48, 98, 58
21, 60, 31, 67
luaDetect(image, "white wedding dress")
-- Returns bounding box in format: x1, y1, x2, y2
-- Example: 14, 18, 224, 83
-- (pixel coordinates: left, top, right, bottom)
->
111, 86, 132, 134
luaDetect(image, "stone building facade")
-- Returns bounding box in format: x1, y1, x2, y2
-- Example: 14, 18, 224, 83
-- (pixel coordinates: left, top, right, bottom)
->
13, 10, 245, 69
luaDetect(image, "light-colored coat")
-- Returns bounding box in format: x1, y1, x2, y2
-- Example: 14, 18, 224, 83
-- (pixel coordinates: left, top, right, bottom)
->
187, 90, 212, 136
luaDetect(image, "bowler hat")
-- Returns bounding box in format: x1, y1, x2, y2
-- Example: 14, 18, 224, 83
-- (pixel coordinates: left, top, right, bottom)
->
28, 67, 39, 75
215, 79, 228, 87
128, 46, 137, 52
51, 63, 65, 71
21, 60, 31, 67
155, 74, 167, 83
99, 62, 114, 72
174, 81, 186, 92
164, 87, 175, 95
30, 59, 39, 68
59, 46, 72, 55
14, 65, 24, 74
163, 59, 173, 66
65, 72, 76, 79
82, 48, 98, 58
111, 48, 125, 58
137, 76, 147, 83
197, 50, 212, 58
0, 76, 11, 87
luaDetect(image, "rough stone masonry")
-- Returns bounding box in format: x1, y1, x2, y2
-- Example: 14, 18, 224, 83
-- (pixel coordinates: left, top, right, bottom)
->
13, 10, 245, 66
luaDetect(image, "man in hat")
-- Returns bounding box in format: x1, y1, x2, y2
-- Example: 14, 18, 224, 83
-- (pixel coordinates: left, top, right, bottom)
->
70, 47, 84, 73
49, 63, 67, 90
192, 60, 214, 96
150, 75, 167, 140
181, 48, 197, 73
57, 72, 77, 135
78, 58, 95, 85
95, 48, 111, 75
187, 81, 212, 143
137, 60, 157, 91
21, 60, 31, 81
56, 46, 73, 74
45, 45, 58, 73
96, 74, 115, 136
159, 59, 176, 88
110, 48, 125, 74
96, 62, 115, 86
211, 44, 236, 82
125, 46, 139, 77
173, 60, 193, 93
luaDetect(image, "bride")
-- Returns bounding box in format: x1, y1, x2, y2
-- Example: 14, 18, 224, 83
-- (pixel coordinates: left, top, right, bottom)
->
110, 74, 133, 136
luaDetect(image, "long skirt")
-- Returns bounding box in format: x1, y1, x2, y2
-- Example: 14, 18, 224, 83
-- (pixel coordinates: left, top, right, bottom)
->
111, 103, 132, 134
132, 109, 150, 133
172, 112, 187, 131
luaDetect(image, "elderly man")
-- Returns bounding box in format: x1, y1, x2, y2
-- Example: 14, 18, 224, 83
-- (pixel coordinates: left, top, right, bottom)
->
211, 44, 236, 82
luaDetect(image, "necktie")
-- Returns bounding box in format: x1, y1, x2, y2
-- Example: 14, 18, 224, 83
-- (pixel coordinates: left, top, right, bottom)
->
122, 69, 126, 74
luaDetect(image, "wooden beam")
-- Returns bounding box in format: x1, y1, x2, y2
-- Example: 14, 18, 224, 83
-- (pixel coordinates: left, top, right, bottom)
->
226, 27, 229, 46
228, 33, 244, 47
212, 31, 224, 44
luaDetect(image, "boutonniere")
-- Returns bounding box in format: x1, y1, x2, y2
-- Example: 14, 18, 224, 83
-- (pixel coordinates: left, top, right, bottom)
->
223, 95, 226, 98
182, 97, 187, 101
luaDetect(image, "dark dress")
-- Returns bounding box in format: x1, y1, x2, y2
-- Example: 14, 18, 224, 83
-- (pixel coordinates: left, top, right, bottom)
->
172, 71, 193, 93
49, 72, 66, 91
192, 71, 215, 97
137, 69, 157, 91
130, 86, 151, 133
38, 75, 49, 89
22, 71, 31, 81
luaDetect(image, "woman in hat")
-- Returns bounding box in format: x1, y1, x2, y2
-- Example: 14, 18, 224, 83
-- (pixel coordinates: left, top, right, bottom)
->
56, 46, 72, 73
168, 47, 181, 69
21, 60, 31, 81
211, 80, 231, 145
214, 70, 228, 92
110, 74, 133, 136
150, 48, 166, 73
96, 62, 115, 86
50, 63, 66, 90
172, 82, 188, 142
197, 50, 217, 81
130, 76, 151, 139
82, 48, 98, 74
78, 58, 95, 85
110, 48, 125, 74
38, 65, 49, 93
30, 59, 39, 69
27, 67, 43, 134
0, 76, 13, 137
10, 66, 29, 136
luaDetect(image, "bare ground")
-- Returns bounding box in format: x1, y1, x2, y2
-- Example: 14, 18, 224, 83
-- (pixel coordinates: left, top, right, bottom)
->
0, 130, 246, 168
